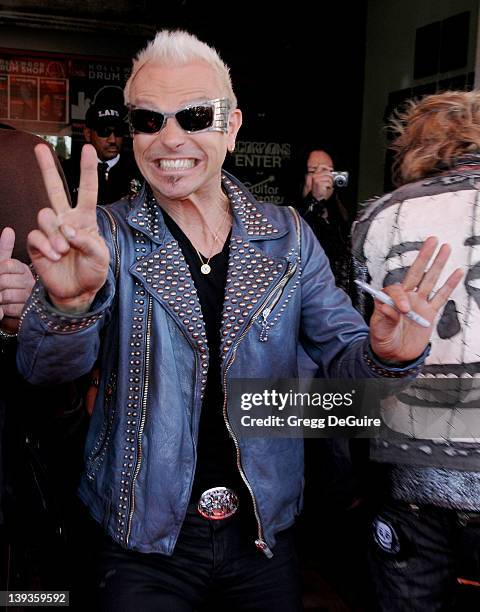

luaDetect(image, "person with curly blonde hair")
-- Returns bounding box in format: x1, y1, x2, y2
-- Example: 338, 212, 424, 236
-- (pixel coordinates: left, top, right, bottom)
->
353, 90, 480, 611
390, 89, 480, 186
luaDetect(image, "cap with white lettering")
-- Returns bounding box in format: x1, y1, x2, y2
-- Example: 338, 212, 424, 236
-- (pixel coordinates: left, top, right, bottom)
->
85, 103, 127, 129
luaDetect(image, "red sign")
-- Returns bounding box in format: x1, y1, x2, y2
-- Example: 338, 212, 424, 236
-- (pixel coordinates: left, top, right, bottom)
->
0, 56, 66, 78
0, 49, 130, 133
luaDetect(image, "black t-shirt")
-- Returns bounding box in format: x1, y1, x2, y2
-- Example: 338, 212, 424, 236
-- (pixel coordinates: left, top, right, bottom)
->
162, 212, 248, 503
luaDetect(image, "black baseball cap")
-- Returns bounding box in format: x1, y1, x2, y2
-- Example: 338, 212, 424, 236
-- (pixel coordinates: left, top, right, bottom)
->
85, 103, 127, 130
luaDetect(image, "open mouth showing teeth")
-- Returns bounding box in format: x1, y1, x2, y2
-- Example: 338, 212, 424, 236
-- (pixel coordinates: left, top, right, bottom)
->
157, 159, 196, 170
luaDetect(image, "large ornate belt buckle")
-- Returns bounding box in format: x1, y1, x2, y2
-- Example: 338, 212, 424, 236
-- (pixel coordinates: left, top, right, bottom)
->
197, 486, 239, 520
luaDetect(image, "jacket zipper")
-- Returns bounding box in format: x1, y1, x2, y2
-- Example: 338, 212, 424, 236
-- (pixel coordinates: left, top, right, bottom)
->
123, 292, 204, 546
126, 294, 153, 544
258, 205, 301, 344
222, 259, 298, 558
259, 262, 298, 342
86, 372, 117, 480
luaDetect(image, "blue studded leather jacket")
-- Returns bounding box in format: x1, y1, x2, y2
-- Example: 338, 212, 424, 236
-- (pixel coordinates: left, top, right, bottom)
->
17, 172, 421, 556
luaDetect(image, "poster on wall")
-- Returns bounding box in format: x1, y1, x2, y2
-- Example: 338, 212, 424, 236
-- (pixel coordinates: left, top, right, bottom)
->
0, 51, 68, 131
10, 76, 38, 120
39, 78, 68, 122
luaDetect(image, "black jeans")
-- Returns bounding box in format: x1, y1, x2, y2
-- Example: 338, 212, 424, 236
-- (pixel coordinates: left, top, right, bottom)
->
97, 505, 302, 612
369, 498, 480, 611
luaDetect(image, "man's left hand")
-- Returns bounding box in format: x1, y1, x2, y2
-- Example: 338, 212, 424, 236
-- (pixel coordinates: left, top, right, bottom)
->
369, 236, 463, 363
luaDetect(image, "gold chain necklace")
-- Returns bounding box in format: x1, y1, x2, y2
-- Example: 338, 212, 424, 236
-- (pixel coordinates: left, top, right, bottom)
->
194, 205, 230, 275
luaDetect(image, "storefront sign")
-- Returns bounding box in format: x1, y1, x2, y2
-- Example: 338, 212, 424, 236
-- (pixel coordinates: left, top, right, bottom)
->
228, 140, 291, 204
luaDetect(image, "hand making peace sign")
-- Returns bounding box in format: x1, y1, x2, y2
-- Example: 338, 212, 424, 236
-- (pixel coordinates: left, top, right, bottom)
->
28, 144, 109, 314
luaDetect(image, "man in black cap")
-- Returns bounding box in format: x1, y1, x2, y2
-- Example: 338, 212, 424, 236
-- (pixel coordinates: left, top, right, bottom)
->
62, 102, 140, 205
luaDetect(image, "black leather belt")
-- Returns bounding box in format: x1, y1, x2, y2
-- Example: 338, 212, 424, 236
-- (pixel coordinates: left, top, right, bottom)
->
197, 486, 239, 520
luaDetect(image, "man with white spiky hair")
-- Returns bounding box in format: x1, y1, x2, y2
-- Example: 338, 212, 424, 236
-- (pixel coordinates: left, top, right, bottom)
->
18, 30, 460, 610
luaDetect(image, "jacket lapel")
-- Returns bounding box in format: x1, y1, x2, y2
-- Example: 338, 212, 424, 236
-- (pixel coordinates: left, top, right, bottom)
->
219, 173, 289, 364
128, 192, 209, 396
126, 177, 290, 377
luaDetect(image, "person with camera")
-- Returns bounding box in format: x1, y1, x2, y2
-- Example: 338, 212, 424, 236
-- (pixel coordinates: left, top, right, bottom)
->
295, 148, 371, 609
297, 149, 351, 292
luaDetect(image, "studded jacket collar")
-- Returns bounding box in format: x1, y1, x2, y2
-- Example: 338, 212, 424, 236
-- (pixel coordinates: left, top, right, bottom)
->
18, 171, 419, 555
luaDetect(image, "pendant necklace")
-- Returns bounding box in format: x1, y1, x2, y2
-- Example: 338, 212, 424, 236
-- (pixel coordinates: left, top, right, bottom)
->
198, 258, 212, 275
194, 204, 230, 275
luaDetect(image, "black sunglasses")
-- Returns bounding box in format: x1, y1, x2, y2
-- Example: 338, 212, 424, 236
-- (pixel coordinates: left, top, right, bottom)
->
128, 98, 230, 135
94, 125, 125, 138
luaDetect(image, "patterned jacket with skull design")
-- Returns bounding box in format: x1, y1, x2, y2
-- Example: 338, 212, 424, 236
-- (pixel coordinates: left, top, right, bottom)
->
352, 159, 480, 479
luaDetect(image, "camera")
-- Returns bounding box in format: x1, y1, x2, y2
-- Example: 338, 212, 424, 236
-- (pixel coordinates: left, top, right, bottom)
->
331, 171, 349, 188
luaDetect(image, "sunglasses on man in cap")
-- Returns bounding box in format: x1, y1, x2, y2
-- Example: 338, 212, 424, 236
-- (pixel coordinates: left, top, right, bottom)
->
93, 124, 126, 138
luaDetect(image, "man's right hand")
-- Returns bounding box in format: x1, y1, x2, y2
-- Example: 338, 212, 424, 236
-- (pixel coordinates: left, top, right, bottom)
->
28, 144, 110, 314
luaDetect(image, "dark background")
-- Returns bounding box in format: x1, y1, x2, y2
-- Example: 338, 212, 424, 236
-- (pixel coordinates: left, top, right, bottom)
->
160, 1, 368, 206
47, 0, 368, 210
